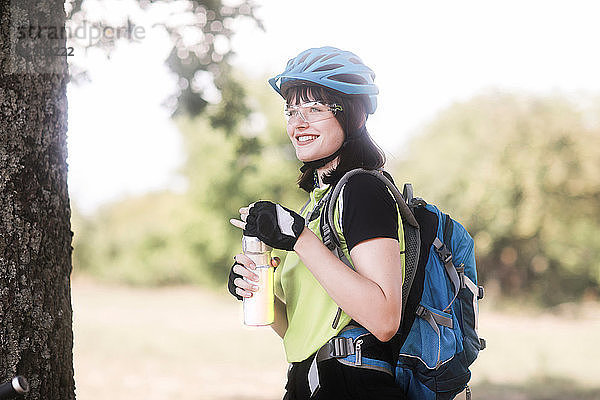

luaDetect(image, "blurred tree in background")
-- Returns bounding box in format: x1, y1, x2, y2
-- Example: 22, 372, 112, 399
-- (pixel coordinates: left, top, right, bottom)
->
392, 92, 600, 305
71, 192, 191, 285
72, 75, 302, 285
176, 76, 302, 283
67, 0, 303, 285
74, 88, 600, 305
65, 0, 261, 117
66, 1, 600, 305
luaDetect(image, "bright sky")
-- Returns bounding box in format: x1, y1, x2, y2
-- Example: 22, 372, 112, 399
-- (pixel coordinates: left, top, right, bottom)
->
67, 0, 600, 213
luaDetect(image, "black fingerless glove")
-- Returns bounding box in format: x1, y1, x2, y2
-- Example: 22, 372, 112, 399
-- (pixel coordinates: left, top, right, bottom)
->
244, 201, 305, 251
227, 261, 243, 301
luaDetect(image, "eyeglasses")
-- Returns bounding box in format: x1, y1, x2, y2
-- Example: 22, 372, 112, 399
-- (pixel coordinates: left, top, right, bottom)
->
284, 101, 343, 124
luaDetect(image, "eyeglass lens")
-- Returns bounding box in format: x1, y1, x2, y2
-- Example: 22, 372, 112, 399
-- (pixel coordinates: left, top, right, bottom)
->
285, 102, 337, 123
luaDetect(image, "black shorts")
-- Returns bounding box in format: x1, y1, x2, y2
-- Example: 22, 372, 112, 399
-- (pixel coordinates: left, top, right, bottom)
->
283, 353, 407, 400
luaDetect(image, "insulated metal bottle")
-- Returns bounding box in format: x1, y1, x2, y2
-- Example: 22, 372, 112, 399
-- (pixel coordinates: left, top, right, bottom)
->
242, 235, 274, 326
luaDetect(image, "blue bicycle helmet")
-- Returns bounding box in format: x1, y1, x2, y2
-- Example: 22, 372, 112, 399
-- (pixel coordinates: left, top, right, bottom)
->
269, 46, 378, 114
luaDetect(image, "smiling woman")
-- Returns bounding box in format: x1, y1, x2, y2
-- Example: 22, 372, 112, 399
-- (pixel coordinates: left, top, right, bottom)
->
280, 82, 385, 192
285, 99, 345, 164
227, 46, 407, 400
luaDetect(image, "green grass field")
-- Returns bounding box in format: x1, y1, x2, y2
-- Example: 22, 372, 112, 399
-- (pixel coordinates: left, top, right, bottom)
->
72, 279, 600, 400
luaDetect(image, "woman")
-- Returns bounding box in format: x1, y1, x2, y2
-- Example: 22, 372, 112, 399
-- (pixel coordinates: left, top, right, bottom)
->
228, 46, 406, 400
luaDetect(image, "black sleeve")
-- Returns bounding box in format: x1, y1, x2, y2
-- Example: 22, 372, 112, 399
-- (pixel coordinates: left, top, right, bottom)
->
341, 173, 399, 251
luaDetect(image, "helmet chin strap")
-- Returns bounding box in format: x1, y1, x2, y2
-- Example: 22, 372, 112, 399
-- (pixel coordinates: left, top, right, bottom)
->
299, 125, 366, 174
299, 146, 343, 173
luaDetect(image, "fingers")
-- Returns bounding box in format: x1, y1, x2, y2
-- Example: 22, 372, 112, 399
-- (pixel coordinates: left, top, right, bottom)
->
239, 202, 255, 218
239, 206, 250, 220
234, 276, 259, 298
235, 286, 253, 299
232, 254, 279, 299
234, 253, 255, 269
233, 262, 258, 279
233, 254, 260, 298
230, 203, 255, 230
229, 218, 246, 230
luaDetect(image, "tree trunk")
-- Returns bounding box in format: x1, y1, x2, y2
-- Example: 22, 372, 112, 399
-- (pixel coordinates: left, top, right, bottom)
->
0, 1, 75, 399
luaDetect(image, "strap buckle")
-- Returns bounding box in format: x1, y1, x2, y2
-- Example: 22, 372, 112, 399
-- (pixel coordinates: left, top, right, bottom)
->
433, 238, 453, 265
456, 265, 465, 288
410, 198, 427, 207
415, 305, 428, 319
321, 223, 336, 251
478, 286, 485, 300
416, 305, 454, 329
479, 338, 487, 350
437, 245, 453, 265
328, 336, 355, 358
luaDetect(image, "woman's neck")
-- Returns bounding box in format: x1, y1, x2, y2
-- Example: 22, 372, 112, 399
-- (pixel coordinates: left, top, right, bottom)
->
315, 158, 339, 187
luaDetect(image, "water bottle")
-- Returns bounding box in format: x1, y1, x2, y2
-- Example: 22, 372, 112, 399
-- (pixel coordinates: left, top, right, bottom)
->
242, 235, 274, 326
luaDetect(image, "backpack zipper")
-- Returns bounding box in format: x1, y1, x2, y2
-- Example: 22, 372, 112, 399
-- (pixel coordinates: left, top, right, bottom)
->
355, 338, 363, 366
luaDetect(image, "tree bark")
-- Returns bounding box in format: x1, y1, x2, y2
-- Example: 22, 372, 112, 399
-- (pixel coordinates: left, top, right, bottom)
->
0, 0, 75, 399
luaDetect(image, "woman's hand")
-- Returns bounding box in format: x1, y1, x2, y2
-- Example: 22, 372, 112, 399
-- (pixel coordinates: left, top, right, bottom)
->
229, 203, 252, 231
227, 253, 281, 300
229, 201, 305, 251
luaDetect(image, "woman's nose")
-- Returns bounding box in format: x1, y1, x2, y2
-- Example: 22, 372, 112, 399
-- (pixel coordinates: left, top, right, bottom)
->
288, 116, 309, 129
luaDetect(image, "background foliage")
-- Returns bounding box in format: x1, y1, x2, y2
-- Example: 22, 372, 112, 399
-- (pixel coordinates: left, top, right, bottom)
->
73, 81, 600, 305
391, 91, 600, 305
72, 75, 303, 285
66, 0, 261, 117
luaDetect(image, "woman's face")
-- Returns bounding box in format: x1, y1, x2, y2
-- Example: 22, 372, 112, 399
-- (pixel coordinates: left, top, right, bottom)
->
285, 95, 345, 163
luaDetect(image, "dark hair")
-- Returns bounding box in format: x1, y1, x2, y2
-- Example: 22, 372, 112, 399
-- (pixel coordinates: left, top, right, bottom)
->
282, 83, 386, 192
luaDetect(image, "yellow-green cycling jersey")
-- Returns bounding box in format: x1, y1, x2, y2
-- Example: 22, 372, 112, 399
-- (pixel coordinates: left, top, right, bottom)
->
274, 183, 406, 363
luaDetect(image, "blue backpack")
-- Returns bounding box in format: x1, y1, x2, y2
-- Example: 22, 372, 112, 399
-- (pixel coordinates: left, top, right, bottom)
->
319, 169, 485, 400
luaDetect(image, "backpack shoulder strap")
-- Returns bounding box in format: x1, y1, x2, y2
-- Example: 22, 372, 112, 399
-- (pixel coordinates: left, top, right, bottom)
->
443, 213, 454, 248
323, 169, 419, 249
319, 168, 421, 319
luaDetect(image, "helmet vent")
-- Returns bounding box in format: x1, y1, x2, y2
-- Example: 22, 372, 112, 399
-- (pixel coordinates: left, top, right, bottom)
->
320, 53, 339, 63
328, 73, 368, 85
296, 53, 311, 65
349, 57, 363, 64
313, 63, 343, 72
304, 54, 327, 70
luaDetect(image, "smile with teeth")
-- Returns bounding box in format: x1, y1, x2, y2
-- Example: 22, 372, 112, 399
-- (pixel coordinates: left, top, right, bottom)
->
297, 135, 318, 143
